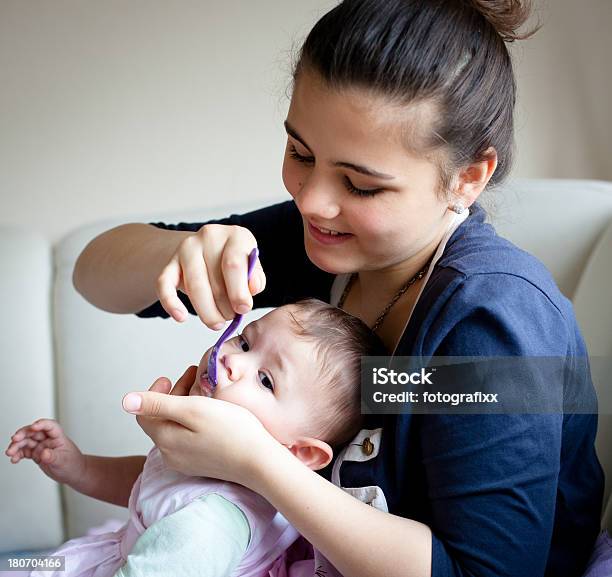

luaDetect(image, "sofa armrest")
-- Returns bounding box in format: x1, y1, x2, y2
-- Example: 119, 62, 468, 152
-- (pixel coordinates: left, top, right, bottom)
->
0, 228, 63, 553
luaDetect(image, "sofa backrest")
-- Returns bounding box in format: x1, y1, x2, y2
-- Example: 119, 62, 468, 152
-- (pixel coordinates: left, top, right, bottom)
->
490, 179, 612, 524
572, 221, 612, 528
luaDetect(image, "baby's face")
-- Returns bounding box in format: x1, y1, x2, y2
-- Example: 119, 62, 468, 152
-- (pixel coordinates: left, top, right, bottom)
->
190, 307, 320, 445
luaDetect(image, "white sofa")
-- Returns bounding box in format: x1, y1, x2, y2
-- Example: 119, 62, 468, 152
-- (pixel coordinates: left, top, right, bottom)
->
1, 179, 611, 555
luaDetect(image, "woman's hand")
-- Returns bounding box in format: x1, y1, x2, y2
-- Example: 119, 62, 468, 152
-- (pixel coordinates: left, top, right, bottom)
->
5, 418, 86, 486
158, 224, 266, 328
122, 366, 281, 487
123, 367, 433, 577
73, 222, 266, 324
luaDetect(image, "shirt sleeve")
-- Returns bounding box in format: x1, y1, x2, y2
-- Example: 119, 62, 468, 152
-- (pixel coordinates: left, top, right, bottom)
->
421, 274, 572, 576
113, 493, 250, 577
136, 200, 335, 317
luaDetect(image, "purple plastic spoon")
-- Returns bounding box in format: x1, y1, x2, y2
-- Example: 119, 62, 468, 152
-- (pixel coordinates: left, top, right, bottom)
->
207, 247, 259, 389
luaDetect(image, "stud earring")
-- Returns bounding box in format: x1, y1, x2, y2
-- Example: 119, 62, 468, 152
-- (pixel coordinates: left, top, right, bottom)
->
449, 203, 465, 214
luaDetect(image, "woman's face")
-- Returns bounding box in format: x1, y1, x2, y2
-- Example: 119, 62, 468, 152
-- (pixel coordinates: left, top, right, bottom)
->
282, 68, 454, 275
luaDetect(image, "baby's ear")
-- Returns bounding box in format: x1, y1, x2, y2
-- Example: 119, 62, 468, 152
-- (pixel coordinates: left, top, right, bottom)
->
288, 437, 333, 471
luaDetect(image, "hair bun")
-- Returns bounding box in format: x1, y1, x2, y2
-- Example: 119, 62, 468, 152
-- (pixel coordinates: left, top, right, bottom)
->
468, 0, 540, 42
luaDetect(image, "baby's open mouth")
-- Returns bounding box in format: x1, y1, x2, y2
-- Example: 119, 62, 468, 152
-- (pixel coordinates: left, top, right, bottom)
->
199, 372, 213, 397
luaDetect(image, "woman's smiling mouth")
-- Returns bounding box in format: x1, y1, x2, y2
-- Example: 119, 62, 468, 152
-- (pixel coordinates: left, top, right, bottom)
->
307, 221, 354, 245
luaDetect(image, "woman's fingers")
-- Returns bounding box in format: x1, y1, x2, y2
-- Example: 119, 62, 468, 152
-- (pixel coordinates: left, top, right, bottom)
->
122, 391, 199, 429
157, 224, 265, 328
157, 256, 188, 322
148, 376, 172, 394
130, 369, 197, 446
136, 415, 187, 452
145, 368, 195, 398
170, 366, 198, 397
180, 249, 226, 327
222, 235, 258, 314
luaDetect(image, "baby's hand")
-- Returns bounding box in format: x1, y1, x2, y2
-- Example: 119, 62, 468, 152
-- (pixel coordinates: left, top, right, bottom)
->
5, 419, 86, 486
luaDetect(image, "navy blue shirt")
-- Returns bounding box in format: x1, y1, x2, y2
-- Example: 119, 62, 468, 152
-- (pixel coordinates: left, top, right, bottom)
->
138, 200, 604, 577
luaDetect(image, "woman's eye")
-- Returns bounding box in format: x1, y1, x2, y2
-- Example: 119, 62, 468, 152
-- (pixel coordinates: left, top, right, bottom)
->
288, 145, 314, 164
289, 145, 383, 198
343, 176, 384, 198
238, 335, 250, 352
258, 371, 274, 392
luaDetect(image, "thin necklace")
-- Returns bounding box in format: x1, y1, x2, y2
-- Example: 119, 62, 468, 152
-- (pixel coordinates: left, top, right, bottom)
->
337, 262, 430, 333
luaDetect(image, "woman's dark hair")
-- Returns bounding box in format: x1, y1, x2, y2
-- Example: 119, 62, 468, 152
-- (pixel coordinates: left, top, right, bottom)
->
291, 0, 539, 195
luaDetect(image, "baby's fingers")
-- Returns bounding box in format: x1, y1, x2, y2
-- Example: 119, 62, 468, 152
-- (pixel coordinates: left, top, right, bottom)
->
26, 431, 47, 442
6, 437, 38, 458
11, 419, 59, 444
10, 425, 34, 442
8, 450, 24, 464
30, 419, 63, 438
7, 439, 38, 463
32, 440, 55, 465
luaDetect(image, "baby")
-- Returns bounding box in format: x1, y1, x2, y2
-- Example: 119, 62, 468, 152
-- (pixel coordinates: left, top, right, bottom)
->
6, 298, 385, 577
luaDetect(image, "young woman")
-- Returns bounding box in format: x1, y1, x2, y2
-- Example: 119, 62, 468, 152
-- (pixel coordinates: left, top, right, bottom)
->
73, 1, 604, 575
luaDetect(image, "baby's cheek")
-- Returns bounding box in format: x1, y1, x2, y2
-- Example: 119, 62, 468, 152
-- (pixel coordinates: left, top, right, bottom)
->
211, 384, 294, 442
214, 388, 265, 418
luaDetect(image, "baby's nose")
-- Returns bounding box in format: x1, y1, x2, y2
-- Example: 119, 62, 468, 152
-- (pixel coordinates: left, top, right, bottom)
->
220, 354, 241, 382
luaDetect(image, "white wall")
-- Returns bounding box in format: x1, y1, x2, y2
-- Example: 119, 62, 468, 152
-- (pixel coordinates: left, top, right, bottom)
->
0, 0, 610, 242
513, 0, 612, 181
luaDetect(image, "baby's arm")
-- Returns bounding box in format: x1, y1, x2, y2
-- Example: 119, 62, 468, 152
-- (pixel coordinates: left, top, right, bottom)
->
114, 494, 250, 577
5, 419, 144, 507
71, 454, 146, 507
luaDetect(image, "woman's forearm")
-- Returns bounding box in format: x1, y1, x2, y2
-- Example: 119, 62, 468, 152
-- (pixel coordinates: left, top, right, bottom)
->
68, 455, 146, 507
252, 447, 432, 577
73, 223, 191, 313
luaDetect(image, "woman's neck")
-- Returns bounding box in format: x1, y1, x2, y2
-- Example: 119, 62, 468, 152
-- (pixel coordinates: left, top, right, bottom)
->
343, 218, 452, 351
357, 226, 445, 305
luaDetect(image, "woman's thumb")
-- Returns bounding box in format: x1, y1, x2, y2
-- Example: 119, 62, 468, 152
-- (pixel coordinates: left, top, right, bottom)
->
122, 391, 193, 427
122, 393, 143, 413
249, 266, 266, 295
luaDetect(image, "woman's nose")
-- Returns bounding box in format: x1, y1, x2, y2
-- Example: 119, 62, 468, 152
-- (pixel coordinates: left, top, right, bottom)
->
295, 174, 341, 221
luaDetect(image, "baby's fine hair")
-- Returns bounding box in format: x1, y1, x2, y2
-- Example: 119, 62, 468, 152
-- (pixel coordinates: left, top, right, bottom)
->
288, 298, 387, 448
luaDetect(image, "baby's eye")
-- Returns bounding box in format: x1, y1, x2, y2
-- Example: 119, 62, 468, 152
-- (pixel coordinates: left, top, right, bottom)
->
238, 335, 250, 352
258, 371, 274, 392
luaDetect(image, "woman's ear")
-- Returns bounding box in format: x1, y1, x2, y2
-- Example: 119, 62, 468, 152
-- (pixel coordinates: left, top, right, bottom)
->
287, 437, 333, 470
454, 146, 498, 208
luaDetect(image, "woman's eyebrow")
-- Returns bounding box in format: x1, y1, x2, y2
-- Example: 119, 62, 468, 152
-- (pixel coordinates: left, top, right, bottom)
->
283, 120, 396, 180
